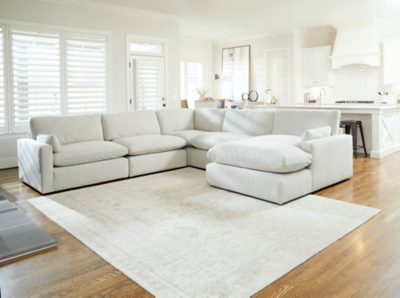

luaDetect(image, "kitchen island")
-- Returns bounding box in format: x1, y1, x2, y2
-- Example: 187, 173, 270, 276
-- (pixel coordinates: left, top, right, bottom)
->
256, 104, 400, 159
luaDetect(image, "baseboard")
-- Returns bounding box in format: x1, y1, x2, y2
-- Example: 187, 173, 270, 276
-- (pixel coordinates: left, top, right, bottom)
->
370, 144, 400, 159
0, 157, 18, 169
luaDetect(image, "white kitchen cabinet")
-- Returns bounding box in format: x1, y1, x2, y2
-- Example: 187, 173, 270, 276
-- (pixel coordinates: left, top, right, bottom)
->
383, 40, 400, 85
302, 46, 332, 87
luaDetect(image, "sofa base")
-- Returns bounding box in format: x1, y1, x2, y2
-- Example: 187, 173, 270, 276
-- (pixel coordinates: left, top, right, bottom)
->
53, 158, 128, 193
128, 150, 187, 177
206, 162, 313, 205
187, 148, 211, 169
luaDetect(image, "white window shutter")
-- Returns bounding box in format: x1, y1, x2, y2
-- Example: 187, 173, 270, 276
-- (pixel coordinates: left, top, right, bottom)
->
0, 26, 5, 133
134, 57, 164, 110
65, 33, 107, 115
10, 28, 61, 131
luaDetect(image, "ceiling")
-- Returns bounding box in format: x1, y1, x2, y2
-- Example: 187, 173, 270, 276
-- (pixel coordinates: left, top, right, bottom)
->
97, 0, 400, 41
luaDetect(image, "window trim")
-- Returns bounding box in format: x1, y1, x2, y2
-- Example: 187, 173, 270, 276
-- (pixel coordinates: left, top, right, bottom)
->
126, 34, 168, 111
0, 18, 112, 135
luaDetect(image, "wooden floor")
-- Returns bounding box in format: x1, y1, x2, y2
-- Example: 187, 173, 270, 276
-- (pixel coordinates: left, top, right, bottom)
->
1, 154, 400, 297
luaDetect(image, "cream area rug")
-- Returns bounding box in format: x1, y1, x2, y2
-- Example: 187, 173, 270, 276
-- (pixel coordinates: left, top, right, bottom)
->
29, 168, 380, 297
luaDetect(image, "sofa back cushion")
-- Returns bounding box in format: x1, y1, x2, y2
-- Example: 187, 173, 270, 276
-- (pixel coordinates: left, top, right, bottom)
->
30, 114, 103, 145
194, 109, 226, 132
101, 111, 160, 141
222, 110, 275, 136
156, 109, 195, 134
272, 109, 341, 137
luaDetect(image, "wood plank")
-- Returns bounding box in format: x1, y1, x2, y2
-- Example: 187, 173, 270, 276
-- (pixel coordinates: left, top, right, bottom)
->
1, 154, 400, 297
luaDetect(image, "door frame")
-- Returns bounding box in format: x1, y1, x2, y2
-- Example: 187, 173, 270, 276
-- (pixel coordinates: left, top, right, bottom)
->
125, 35, 168, 111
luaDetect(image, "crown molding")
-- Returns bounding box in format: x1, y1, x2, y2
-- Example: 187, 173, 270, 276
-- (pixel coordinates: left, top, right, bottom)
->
41, 0, 185, 23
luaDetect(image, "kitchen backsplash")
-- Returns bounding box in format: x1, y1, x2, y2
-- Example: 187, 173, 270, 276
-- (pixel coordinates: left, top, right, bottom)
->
307, 64, 400, 103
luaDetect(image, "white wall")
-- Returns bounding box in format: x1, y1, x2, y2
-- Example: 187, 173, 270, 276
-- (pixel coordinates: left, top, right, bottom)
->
0, 0, 181, 169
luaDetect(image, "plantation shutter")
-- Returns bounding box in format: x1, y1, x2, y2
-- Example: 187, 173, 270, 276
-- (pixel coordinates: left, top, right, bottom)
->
65, 33, 107, 115
0, 26, 5, 133
10, 27, 61, 131
134, 57, 164, 110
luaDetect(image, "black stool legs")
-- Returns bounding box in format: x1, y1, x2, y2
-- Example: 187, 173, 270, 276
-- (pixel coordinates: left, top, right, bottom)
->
340, 120, 367, 159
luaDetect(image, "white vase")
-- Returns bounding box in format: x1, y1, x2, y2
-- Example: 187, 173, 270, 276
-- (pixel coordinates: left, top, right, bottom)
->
198, 94, 206, 101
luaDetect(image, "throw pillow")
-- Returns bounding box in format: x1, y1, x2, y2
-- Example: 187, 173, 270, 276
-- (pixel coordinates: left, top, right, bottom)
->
301, 126, 331, 151
207, 140, 313, 173
37, 134, 61, 153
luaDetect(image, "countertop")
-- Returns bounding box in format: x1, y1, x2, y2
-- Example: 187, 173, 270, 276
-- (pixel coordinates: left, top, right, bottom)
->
256, 103, 400, 112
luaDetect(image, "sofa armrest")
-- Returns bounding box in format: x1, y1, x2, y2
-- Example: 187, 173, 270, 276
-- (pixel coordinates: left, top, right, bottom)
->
18, 138, 53, 194
304, 134, 353, 192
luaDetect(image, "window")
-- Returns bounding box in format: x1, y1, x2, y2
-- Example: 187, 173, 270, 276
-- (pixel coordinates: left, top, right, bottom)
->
66, 33, 107, 114
0, 21, 110, 135
180, 60, 204, 108
10, 28, 61, 131
130, 41, 163, 55
0, 26, 5, 134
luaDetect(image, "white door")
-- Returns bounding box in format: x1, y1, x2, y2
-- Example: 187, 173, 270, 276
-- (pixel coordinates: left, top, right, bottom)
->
129, 56, 165, 111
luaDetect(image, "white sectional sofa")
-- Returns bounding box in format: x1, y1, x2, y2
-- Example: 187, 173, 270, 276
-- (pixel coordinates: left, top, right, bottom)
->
18, 108, 353, 204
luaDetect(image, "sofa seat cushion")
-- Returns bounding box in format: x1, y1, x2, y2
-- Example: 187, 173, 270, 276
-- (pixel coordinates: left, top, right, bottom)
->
207, 139, 313, 173
112, 135, 186, 156
250, 135, 302, 148
190, 132, 251, 150
53, 141, 128, 167
167, 130, 207, 146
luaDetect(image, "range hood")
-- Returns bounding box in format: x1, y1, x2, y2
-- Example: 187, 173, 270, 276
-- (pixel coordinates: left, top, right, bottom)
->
330, 23, 382, 69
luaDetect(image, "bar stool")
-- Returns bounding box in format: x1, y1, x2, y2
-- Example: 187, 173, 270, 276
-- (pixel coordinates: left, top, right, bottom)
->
339, 120, 367, 158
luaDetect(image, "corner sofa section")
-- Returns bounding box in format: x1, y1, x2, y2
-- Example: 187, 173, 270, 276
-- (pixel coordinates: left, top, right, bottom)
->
18, 108, 352, 204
